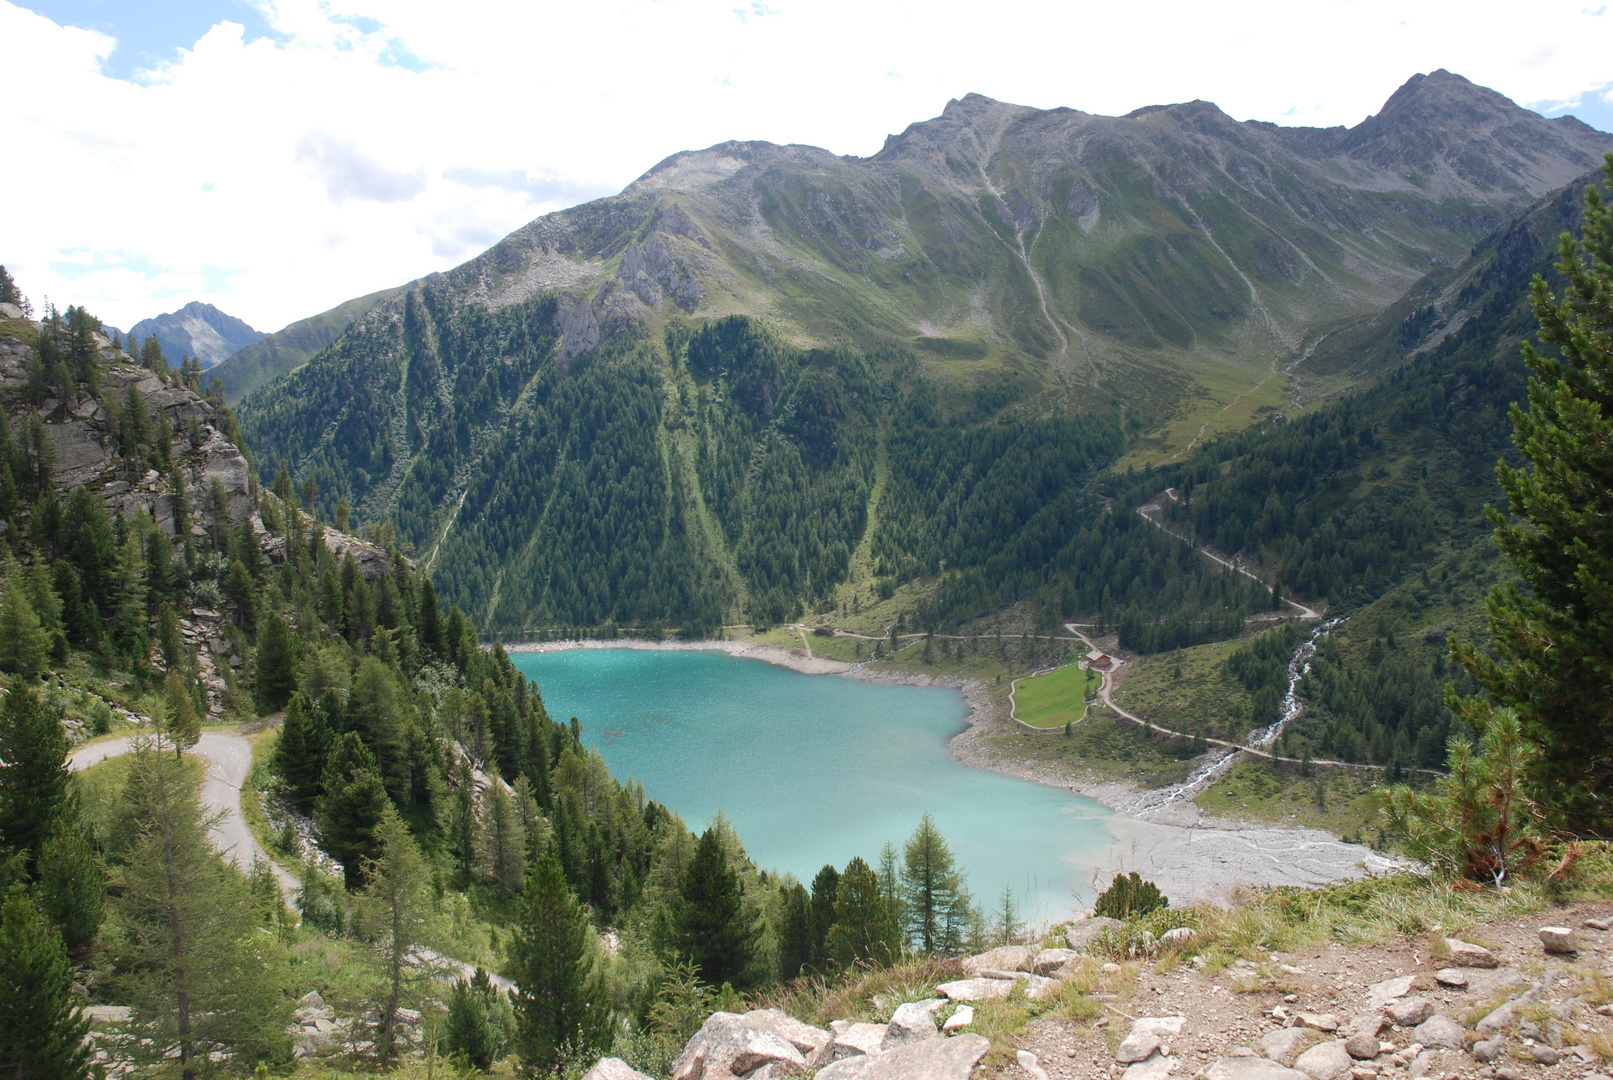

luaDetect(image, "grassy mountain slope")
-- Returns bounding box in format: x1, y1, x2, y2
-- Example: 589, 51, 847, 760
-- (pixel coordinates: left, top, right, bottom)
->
236, 74, 1611, 632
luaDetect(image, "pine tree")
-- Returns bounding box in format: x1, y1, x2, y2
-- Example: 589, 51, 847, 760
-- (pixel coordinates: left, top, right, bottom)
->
777, 881, 811, 982
255, 609, 297, 710
445, 971, 510, 1071
111, 742, 291, 1077
271, 695, 331, 808
508, 848, 611, 1074
901, 813, 967, 955
1451, 156, 1613, 835
359, 807, 429, 1062
828, 856, 899, 969
675, 827, 759, 989
317, 733, 391, 891
0, 679, 70, 872
0, 886, 92, 1080
223, 558, 256, 631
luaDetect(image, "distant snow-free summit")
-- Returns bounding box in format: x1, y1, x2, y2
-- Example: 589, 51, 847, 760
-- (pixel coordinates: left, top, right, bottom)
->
125, 301, 266, 369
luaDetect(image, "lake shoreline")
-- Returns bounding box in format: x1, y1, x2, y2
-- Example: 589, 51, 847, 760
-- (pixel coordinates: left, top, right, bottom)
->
501, 636, 1403, 905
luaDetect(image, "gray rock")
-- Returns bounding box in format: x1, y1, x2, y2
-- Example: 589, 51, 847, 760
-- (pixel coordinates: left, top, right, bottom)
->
1386, 999, 1433, 1027
880, 1003, 938, 1050
669, 1012, 806, 1080
740, 1008, 830, 1058
1206, 1056, 1312, 1080
1584, 917, 1613, 931
583, 1059, 655, 1080
961, 944, 1038, 975
1468, 969, 1528, 998
1123, 1053, 1178, 1080
1476, 992, 1540, 1037
84, 1005, 132, 1026
1067, 916, 1124, 950
827, 1022, 887, 1062
1345, 1033, 1380, 1060
1471, 1037, 1505, 1063
1529, 1044, 1559, 1065
941, 1005, 973, 1032
1366, 977, 1415, 1010
1538, 926, 1577, 955
813, 1033, 990, 1080
1433, 969, 1467, 988
1408, 1049, 1469, 1080
1018, 1049, 1052, 1080
1262, 1028, 1312, 1065
1445, 939, 1499, 968
1295, 1041, 1352, 1080
1412, 1015, 1467, 1051
1132, 1017, 1187, 1039
1296, 1014, 1340, 1033
0, 302, 24, 319
1117, 1032, 1162, 1064
1345, 1014, 1386, 1040
1032, 947, 1077, 974
1161, 927, 1196, 948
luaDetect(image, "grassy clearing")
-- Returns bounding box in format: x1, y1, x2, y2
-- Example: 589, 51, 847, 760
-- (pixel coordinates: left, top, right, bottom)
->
1014, 664, 1101, 728
1195, 758, 1386, 839
980, 714, 1201, 788
1109, 637, 1256, 744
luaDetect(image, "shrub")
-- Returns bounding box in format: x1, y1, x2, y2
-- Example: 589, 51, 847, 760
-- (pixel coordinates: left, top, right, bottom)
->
1093, 872, 1167, 920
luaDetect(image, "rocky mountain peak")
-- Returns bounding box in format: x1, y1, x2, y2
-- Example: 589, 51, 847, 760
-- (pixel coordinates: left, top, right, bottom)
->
125, 300, 266, 369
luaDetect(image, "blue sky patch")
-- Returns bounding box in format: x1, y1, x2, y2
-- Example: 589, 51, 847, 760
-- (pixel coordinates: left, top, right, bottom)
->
22, 0, 288, 80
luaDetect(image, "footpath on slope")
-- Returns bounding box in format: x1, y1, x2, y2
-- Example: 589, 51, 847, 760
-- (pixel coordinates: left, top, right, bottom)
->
68, 726, 515, 993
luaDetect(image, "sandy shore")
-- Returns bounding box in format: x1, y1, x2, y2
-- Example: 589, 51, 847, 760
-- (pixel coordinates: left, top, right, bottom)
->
504, 636, 1405, 905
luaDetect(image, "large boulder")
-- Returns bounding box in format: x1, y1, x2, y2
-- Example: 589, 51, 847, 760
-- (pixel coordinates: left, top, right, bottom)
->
813, 1033, 990, 1080
1261, 1028, 1311, 1064
739, 1008, 830, 1059
937, 977, 1015, 1001
826, 1022, 888, 1062
1385, 998, 1431, 1027
1033, 947, 1078, 974
669, 1012, 806, 1080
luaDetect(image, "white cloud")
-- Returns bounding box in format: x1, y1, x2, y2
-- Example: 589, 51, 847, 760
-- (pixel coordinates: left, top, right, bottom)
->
1, 0, 1610, 332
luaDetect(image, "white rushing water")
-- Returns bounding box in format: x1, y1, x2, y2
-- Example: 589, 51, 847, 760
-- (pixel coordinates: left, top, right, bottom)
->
1249, 616, 1344, 748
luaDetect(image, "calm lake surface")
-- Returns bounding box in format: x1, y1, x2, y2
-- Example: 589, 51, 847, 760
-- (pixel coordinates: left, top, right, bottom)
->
511, 648, 1121, 921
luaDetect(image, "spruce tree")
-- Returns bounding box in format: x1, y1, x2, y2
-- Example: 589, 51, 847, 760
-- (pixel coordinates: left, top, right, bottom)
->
255, 609, 297, 710
34, 815, 106, 956
806, 864, 839, 974
0, 886, 91, 1080
271, 695, 331, 808
777, 881, 811, 981
508, 848, 610, 1074
317, 733, 391, 890
1452, 155, 1613, 834
0, 560, 47, 674
829, 856, 900, 969
675, 826, 758, 989
0, 679, 70, 872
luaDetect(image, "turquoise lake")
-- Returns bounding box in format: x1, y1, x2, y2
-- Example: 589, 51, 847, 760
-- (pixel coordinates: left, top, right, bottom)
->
511, 648, 1120, 921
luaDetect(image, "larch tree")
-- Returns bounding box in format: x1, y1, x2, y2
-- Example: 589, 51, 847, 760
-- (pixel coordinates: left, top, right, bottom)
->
359, 807, 430, 1062
900, 813, 967, 955
1452, 154, 1613, 836
111, 741, 290, 1078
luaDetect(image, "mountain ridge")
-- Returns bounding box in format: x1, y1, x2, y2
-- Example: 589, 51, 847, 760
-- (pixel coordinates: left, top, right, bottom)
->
125, 300, 265, 369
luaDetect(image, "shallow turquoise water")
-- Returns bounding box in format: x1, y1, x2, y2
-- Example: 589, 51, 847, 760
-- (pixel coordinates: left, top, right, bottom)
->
512, 648, 1120, 922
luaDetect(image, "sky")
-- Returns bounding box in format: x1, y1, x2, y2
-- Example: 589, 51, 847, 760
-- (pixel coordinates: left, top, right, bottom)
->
3, 0, 1612, 335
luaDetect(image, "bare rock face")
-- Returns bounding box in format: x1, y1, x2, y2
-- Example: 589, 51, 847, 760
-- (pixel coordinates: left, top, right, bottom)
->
1443, 939, 1498, 968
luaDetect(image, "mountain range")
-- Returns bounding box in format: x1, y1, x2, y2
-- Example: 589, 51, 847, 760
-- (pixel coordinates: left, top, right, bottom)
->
232, 69, 1612, 637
